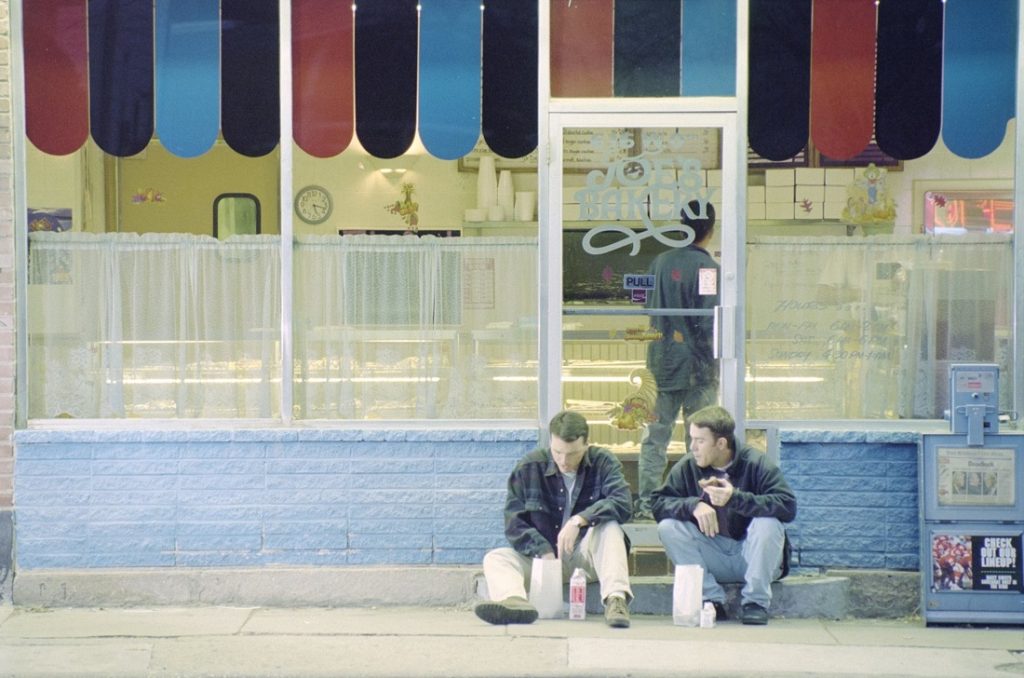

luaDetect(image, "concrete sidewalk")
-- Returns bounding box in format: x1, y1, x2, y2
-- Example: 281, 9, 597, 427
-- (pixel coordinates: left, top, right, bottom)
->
1, 605, 1022, 678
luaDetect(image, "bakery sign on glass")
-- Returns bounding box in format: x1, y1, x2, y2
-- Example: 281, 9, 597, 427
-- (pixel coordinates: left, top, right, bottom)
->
573, 128, 718, 257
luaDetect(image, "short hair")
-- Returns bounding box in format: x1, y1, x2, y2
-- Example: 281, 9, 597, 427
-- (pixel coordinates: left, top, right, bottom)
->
687, 405, 735, 451
680, 200, 715, 243
549, 410, 589, 443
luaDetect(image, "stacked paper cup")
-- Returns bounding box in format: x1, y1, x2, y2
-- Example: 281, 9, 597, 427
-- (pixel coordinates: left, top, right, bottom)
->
477, 156, 498, 216
514, 191, 536, 221
497, 170, 514, 220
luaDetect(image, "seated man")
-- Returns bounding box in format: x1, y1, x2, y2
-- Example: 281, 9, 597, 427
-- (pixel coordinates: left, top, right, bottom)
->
653, 405, 796, 625
474, 410, 634, 628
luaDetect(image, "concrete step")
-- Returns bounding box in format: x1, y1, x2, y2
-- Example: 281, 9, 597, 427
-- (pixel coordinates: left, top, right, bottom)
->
476, 569, 920, 620
475, 573, 849, 619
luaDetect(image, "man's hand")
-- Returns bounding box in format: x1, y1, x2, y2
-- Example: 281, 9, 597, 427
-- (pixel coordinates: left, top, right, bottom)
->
692, 502, 719, 537
699, 476, 734, 507
556, 517, 584, 558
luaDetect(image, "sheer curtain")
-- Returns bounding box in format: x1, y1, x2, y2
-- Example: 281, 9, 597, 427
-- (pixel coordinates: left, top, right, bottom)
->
293, 234, 537, 419
746, 234, 1013, 420
28, 232, 281, 418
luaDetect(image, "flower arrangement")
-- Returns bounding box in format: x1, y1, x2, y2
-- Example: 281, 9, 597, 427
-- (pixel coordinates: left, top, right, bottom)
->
385, 182, 419, 229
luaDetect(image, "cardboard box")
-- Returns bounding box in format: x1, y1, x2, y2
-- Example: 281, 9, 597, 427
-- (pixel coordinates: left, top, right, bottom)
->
825, 168, 856, 186
765, 202, 795, 220
825, 185, 848, 204
795, 185, 825, 202
795, 168, 825, 185
747, 203, 766, 220
824, 202, 846, 220
765, 168, 795, 186
706, 169, 722, 187
746, 186, 766, 203
765, 186, 794, 203
794, 202, 824, 219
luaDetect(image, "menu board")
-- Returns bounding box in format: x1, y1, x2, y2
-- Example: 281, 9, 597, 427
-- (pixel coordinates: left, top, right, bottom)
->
459, 127, 721, 172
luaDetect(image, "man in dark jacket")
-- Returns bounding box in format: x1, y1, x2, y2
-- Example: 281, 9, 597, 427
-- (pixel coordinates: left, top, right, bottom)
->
636, 200, 720, 521
475, 410, 634, 628
653, 405, 796, 625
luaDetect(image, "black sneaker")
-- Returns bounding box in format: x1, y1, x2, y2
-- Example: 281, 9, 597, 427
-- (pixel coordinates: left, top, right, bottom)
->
704, 600, 728, 621
740, 602, 769, 625
474, 597, 539, 625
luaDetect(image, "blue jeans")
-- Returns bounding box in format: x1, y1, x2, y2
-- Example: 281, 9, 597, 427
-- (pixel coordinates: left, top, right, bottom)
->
657, 517, 786, 609
636, 384, 716, 512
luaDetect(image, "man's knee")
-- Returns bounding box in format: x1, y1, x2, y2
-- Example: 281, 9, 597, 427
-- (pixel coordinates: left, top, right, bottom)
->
746, 517, 784, 542
482, 547, 518, 571
591, 521, 624, 538
658, 518, 699, 544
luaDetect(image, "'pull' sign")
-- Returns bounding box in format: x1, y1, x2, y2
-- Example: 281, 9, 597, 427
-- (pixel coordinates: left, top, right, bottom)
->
624, 274, 655, 290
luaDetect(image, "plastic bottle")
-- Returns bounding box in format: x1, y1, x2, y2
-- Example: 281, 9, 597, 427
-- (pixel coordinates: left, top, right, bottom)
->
700, 601, 716, 628
569, 567, 587, 620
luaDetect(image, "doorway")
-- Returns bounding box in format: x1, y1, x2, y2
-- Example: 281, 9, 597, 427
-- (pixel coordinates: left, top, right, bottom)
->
543, 111, 744, 458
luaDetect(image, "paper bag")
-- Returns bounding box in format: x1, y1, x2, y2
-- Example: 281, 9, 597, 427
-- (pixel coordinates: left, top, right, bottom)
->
672, 564, 703, 626
528, 557, 564, 619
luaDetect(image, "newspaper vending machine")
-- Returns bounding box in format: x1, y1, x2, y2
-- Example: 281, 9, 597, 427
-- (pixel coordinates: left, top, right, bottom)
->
920, 364, 1024, 625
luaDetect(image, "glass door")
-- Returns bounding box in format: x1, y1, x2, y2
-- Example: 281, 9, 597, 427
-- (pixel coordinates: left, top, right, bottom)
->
545, 112, 742, 463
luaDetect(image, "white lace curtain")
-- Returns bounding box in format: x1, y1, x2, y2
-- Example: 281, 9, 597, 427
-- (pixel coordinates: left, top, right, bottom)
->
746, 234, 1013, 419
28, 232, 281, 418
292, 235, 537, 419
27, 232, 538, 420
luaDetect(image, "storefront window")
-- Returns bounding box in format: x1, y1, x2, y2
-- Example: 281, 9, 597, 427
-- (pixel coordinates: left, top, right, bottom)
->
745, 128, 1016, 421
289, 143, 539, 420
26, 141, 283, 418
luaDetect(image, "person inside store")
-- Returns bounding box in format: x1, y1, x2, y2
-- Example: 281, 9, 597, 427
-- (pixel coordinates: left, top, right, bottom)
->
652, 405, 797, 625
635, 200, 721, 521
474, 410, 634, 628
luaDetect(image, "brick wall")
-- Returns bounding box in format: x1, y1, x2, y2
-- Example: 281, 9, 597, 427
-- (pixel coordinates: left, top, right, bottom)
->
14, 428, 535, 569
780, 439, 920, 570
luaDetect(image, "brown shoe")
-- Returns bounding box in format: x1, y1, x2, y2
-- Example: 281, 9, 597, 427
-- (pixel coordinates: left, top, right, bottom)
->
474, 596, 539, 625
604, 595, 630, 628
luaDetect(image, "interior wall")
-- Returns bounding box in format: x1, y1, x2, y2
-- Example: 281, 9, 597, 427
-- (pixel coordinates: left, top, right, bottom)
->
113, 142, 280, 235
290, 142, 536, 235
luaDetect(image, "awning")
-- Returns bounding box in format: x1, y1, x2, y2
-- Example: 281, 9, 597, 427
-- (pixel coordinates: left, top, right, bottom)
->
23, 0, 1018, 162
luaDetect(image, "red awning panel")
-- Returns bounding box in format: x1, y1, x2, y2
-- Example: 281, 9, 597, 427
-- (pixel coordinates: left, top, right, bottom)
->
809, 0, 876, 161
24, 0, 89, 156
551, 0, 613, 97
293, 0, 353, 159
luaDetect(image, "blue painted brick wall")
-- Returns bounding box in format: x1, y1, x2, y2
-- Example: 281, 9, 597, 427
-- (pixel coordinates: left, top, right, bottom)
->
779, 436, 920, 570
15, 428, 928, 571
13, 429, 536, 569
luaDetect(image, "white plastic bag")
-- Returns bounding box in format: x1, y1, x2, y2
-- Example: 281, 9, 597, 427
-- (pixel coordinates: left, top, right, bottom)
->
672, 564, 703, 626
528, 557, 564, 619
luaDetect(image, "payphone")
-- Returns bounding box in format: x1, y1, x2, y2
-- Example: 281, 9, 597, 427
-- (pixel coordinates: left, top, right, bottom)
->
920, 364, 1023, 624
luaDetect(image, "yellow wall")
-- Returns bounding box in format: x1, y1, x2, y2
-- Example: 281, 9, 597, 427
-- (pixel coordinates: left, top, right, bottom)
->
114, 141, 280, 235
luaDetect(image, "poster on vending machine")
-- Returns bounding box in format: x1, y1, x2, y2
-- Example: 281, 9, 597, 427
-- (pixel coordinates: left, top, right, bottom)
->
931, 533, 1022, 593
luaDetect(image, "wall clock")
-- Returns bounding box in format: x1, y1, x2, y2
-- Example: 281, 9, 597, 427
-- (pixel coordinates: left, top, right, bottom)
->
294, 185, 333, 225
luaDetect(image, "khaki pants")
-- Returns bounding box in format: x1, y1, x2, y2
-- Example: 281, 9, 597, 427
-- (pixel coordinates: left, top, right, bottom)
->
482, 522, 633, 604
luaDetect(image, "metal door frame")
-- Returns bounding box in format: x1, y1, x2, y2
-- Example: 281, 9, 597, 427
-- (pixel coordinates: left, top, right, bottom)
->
540, 104, 746, 439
